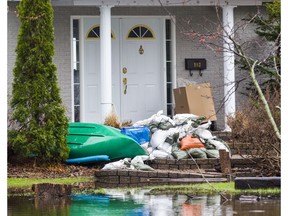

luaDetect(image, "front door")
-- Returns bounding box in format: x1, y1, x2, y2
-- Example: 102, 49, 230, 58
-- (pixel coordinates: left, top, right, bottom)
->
120, 18, 164, 123
82, 17, 164, 123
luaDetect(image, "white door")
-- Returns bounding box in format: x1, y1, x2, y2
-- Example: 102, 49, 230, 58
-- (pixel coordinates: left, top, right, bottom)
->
82, 17, 164, 123
83, 18, 120, 123
120, 18, 164, 123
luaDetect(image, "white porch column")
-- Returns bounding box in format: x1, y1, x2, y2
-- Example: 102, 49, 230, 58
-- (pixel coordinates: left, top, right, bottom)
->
222, 5, 236, 131
100, 5, 113, 122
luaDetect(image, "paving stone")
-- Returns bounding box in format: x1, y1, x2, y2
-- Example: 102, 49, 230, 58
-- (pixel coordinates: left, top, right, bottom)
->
148, 172, 158, 178
166, 159, 176, 165
128, 170, 138, 176
95, 170, 117, 177
118, 170, 129, 176
200, 164, 214, 169
130, 177, 140, 183
178, 165, 188, 170
158, 165, 170, 169
137, 171, 149, 177
168, 172, 178, 178
169, 165, 179, 170
154, 159, 167, 164
177, 160, 188, 165
107, 176, 119, 184
208, 158, 219, 164
157, 171, 169, 178
194, 158, 209, 165
119, 176, 130, 184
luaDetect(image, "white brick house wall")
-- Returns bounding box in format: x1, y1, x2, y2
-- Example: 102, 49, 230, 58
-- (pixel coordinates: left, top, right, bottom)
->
7, 2, 263, 129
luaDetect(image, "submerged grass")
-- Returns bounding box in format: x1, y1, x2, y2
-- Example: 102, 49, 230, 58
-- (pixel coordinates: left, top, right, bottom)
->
73, 182, 280, 197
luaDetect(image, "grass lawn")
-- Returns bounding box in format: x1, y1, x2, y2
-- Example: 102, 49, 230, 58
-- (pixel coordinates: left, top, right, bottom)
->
144, 182, 281, 196
8, 177, 92, 189
8, 178, 280, 197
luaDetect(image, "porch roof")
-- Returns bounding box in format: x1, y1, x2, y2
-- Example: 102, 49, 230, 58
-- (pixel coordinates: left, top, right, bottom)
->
9, 0, 272, 7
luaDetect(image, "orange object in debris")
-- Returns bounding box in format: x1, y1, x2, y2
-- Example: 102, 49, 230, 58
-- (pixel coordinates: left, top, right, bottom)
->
180, 135, 205, 150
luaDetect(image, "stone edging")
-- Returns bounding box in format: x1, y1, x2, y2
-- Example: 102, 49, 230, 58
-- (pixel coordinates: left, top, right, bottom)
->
94, 157, 262, 188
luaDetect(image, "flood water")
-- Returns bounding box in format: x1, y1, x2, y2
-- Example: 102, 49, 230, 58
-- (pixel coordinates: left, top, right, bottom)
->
8, 189, 280, 216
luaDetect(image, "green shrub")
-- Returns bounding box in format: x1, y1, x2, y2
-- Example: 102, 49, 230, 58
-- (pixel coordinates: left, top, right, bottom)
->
8, 0, 69, 164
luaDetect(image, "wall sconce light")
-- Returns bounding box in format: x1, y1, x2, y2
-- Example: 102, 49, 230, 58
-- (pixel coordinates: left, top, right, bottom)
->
185, 58, 207, 76
139, 45, 144, 55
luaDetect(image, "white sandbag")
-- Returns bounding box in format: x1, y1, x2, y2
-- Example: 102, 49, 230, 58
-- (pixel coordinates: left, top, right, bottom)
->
141, 142, 149, 150
148, 153, 156, 160
150, 120, 197, 148
173, 121, 195, 141
147, 147, 154, 154
133, 162, 155, 171
133, 110, 173, 126
151, 149, 173, 159
173, 113, 200, 125
158, 142, 172, 154
133, 110, 163, 126
197, 120, 212, 129
150, 129, 177, 148
101, 158, 131, 170
131, 155, 150, 165
193, 128, 215, 140
150, 122, 194, 144
151, 115, 174, 126
208, 139, 230, 153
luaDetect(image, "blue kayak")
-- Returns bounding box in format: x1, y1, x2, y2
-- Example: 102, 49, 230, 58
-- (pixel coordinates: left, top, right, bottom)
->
66, 155, 110, 164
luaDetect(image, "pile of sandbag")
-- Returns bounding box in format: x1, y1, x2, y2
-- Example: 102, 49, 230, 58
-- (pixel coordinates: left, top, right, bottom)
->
101, 110, 231, 170
133, 110, 231, 160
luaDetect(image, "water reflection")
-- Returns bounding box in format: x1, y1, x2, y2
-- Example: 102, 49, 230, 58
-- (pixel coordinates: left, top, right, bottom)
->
8, 189, 280, 216
70, 194, 145, 215
8, 196, 71, 216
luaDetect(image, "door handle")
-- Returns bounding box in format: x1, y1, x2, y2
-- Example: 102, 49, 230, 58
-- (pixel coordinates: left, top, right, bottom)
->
123, 77, 127, 95
123, 67, 127, 74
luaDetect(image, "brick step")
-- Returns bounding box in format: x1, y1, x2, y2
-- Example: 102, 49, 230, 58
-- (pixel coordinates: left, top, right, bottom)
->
94, 169, 228, 188
94, 156, 262, 188
146, 157, 260, 171
209, 131, 260, 155
211, 131, 233, 141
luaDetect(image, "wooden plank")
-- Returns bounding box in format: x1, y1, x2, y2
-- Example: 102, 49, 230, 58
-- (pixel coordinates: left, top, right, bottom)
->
219, 149, 231, 175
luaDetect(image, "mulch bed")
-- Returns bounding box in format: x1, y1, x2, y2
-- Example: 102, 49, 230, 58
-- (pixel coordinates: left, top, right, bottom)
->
8, 163, 101, 179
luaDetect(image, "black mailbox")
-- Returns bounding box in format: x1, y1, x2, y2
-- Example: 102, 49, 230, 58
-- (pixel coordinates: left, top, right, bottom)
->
185, 58, 206, 76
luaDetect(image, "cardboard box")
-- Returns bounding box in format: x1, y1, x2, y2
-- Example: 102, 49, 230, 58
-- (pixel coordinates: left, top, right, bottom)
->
173, 83, 217, 121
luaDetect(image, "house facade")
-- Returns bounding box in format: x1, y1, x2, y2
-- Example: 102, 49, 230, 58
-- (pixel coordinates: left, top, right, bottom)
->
7, 0, 271, 130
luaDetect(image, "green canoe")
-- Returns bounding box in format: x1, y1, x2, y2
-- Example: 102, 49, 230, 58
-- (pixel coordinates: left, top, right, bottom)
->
67, 122, 147, 160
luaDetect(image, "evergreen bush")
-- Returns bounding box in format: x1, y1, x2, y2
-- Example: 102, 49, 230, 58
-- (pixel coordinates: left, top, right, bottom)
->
8, 0, 69, 163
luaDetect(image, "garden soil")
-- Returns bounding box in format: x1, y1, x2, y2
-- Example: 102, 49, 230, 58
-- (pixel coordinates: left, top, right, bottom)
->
8, 163, 101, 179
